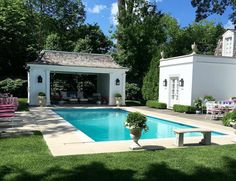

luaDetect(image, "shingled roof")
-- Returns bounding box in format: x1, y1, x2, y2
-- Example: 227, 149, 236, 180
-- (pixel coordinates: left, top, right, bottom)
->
30, 50, 126, 69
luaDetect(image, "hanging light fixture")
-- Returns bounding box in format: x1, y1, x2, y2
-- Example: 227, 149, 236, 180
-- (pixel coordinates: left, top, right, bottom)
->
179, 78, 184, 87
37, 75, 43, 83
116, 78, 120, 85
163, 79, 167, 87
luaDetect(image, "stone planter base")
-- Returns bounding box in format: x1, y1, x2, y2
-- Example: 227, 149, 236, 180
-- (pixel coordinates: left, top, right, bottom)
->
38, 96, 46, 107
115, 97, 122, 107
230, 122, 236, 129
129, 142, 142, 150
196, 110, 201, 114
129, 128, 142, 150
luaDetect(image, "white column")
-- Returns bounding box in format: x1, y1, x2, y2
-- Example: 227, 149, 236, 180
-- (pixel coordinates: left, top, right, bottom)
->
45, 70, 51, 105
108, 73, 113, 105
122, 73, 126, 105
27, 70, 30, 104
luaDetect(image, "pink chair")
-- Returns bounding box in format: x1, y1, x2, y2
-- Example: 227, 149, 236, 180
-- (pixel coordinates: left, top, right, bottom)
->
0, 97, 18, 110
0, 105, 15, 127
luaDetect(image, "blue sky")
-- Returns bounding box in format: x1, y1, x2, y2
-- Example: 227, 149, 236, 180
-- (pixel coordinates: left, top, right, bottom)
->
83, 0, 233, 35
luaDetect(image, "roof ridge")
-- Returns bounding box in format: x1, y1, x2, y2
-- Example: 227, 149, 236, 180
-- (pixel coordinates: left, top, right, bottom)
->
41, 50, 112, 57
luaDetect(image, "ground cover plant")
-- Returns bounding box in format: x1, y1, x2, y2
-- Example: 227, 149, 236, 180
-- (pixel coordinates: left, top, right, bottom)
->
1, 133, 236, 180
173, 104, 196, 114
17, 98, 29, 111
146, 100, 167, 109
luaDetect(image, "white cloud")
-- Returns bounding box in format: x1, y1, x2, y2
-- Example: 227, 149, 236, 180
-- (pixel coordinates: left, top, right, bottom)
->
224, 20, 234, 29
111, 2, 118, 25
88, 4, 107, 14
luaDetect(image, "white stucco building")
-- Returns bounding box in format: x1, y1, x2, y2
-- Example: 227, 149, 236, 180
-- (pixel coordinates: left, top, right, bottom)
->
159, 29, 236, 108
27, 50, 128, 106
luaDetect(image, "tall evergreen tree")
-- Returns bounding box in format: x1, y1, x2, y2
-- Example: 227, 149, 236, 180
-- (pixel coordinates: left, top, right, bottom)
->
142, 53, 160, 100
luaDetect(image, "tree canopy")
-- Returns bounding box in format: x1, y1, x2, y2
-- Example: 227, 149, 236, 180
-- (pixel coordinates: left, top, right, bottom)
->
0, 0, 112, 78
115, 0, 224, 100
191, 0, 236, 24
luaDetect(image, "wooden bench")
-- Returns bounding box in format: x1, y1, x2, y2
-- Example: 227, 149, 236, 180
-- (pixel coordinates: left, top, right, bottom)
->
174, 128, 212, 147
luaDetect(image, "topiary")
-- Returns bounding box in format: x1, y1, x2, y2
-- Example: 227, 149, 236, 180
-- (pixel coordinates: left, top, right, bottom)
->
124, 112, 148, 132
38, 92, 46, 96
114, 93, 122, 98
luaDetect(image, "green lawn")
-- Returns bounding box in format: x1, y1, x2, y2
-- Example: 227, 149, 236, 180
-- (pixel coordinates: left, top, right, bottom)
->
1, 133, 236, 180
17, 98, 29, 111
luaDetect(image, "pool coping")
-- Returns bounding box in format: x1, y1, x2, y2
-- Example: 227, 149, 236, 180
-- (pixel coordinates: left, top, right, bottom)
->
33, 106, 236, 156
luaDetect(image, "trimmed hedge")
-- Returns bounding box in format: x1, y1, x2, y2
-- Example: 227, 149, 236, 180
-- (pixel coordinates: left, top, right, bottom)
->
173, 104, 196, 114
146, 100, 167, 109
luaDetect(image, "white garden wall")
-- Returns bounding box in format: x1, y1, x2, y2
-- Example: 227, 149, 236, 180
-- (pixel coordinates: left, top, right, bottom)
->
192, 55, 236, 101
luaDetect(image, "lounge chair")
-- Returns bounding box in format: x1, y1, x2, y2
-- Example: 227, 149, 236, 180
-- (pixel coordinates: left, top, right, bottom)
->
0, 105, 16, 127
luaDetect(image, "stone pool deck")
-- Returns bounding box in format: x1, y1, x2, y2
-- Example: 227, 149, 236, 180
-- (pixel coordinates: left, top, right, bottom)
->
1, 106, 236, 156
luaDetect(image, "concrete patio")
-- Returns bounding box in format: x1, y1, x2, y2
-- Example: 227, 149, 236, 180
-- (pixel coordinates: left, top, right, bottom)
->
0, 106, 235, 156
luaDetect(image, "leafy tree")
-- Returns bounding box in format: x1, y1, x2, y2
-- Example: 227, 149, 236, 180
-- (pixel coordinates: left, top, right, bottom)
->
74, 36, 92, 53
183, 21, 224, 55
0, 0, 37, 77
73, 24, 112, 54
116, 0, 165, 85
126, 83, 140, 100
191, 0, 236, 24
0, 78, 27, 96
0, 0, 112, 79
44, 33, 62, 50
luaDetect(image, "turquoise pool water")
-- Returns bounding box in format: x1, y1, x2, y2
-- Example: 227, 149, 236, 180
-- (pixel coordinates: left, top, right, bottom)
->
54, 109, 224, 142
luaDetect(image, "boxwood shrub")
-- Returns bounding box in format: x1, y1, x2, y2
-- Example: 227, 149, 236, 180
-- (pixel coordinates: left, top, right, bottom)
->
173, 104, 196, 114
146, 100, 167, 109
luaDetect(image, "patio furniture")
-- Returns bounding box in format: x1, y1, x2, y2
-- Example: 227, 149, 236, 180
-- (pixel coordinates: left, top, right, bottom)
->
79, 98, 89, 104
69, 98, 78, 104
205, 101, 223, 119
0, 97, 18, 110
174, 128, 212, 147
0, 104, 16, 127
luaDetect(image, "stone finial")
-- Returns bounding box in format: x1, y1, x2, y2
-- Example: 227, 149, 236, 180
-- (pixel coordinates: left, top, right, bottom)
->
160, 50, 165, 59
191, 42, 198, 54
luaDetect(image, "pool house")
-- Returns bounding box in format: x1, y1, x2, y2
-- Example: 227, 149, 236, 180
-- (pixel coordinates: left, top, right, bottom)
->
27, 50, 128, 106
159, 29, 236, 108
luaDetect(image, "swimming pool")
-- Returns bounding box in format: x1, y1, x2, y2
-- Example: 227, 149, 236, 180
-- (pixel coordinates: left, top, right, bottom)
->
54, 109, 224, 142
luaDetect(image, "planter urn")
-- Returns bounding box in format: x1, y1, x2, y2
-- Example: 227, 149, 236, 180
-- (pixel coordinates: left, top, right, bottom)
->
38, 96, 46, 107
196, 110, 201, 114
115, 97, 122, 107
129, 128, 142, 150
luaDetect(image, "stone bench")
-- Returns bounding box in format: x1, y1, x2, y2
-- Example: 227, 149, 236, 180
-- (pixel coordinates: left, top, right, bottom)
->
174, 128, 212, 147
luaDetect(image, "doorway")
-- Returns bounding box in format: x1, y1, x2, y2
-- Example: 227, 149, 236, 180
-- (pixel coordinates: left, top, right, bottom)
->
169, 77, 179, 108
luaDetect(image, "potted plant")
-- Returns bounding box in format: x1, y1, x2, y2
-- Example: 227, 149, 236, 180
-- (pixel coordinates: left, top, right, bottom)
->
38, 92, 46, 107
114, 93, 122, 106
194, 97, 203, 114
124, 112, 148, 150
